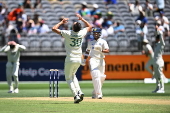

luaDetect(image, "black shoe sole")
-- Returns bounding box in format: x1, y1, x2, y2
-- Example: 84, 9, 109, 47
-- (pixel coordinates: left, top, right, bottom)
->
74, 99, 81, 104
79, 94, 84, 102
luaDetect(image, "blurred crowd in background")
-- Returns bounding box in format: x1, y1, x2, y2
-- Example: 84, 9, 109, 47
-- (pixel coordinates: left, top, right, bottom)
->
0, 0, 170, 53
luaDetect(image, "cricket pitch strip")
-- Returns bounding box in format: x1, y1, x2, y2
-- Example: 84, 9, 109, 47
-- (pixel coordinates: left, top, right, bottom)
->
1, 97, 170, 105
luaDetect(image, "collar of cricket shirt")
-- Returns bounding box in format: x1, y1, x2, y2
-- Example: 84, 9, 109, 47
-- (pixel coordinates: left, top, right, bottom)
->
96, 38, 101, 42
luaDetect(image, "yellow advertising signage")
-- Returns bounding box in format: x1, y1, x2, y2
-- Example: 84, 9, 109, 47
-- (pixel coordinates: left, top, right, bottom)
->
82, 55, 170, 80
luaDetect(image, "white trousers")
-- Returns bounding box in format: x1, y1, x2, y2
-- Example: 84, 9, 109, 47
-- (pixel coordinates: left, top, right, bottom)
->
89, 57, 106, 97
153, 59, 165, 90
145, 58, 154, 76
64, 57, 82, 96
6, 62, 19, 90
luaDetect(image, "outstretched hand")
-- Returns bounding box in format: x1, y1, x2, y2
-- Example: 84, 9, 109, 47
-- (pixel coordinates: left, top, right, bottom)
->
76, 14, 83, 20
61, 18, 69, 24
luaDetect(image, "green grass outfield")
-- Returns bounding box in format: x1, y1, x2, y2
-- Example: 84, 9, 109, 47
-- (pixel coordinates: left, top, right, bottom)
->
0, 81, 170, 113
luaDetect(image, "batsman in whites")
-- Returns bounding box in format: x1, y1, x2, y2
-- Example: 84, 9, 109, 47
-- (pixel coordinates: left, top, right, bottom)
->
83, 28, 109, 99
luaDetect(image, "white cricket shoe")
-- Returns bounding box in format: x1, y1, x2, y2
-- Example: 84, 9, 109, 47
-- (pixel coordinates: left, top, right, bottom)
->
74, 95, 81, 104
14, 88, 19, 93
156, 89, 165, 93
97, 95, 102, 99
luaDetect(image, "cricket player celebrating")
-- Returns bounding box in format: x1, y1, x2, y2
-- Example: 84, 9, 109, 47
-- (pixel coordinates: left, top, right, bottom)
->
152, 30, 166, 93
0, 41, 26, 93
142, 39, 154, 78
83, 28, 109, 99
52, 14, 92, 103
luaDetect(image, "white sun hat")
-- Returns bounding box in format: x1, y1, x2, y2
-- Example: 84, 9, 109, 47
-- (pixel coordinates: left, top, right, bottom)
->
143, 39, 149, 43
136, 20, 142, 25
93, 4, 98, 8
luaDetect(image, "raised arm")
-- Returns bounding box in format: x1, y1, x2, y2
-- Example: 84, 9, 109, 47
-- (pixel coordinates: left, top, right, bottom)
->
0, 41, 14, 52
0, 45, 10, 52
76, 14, 92, 32
18, 44, 26, 51
52, 18, 69, 35
158, 30, 165, 46
7, 41, 26, 52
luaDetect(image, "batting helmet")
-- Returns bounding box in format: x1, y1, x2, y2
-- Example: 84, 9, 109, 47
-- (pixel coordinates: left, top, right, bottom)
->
92, 28, 102, 33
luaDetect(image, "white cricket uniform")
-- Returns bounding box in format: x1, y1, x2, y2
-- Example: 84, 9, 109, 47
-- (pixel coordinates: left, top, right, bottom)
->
153, 34, 165, 91
143, 44, 154, 75
0, 44, 26, 91
61, 28, 87, 96
86, 38, 109, 98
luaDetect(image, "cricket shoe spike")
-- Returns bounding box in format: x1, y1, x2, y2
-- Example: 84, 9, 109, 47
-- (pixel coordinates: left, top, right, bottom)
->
74, 95, 81, 104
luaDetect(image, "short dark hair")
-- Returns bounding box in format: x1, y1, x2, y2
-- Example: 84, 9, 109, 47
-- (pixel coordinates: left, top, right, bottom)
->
73, 22, 81, 32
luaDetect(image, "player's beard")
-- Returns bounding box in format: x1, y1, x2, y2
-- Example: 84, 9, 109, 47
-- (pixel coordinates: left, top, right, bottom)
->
94, 36, 99, 40
93, 34, 100, 40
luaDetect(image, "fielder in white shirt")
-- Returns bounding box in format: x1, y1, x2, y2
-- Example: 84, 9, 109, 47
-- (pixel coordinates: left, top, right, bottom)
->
52, 14, 92, 103
152, 30, 166, 93
0, 41, 26, 93
142, 39, 154, 77
83, 28, 109, 99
